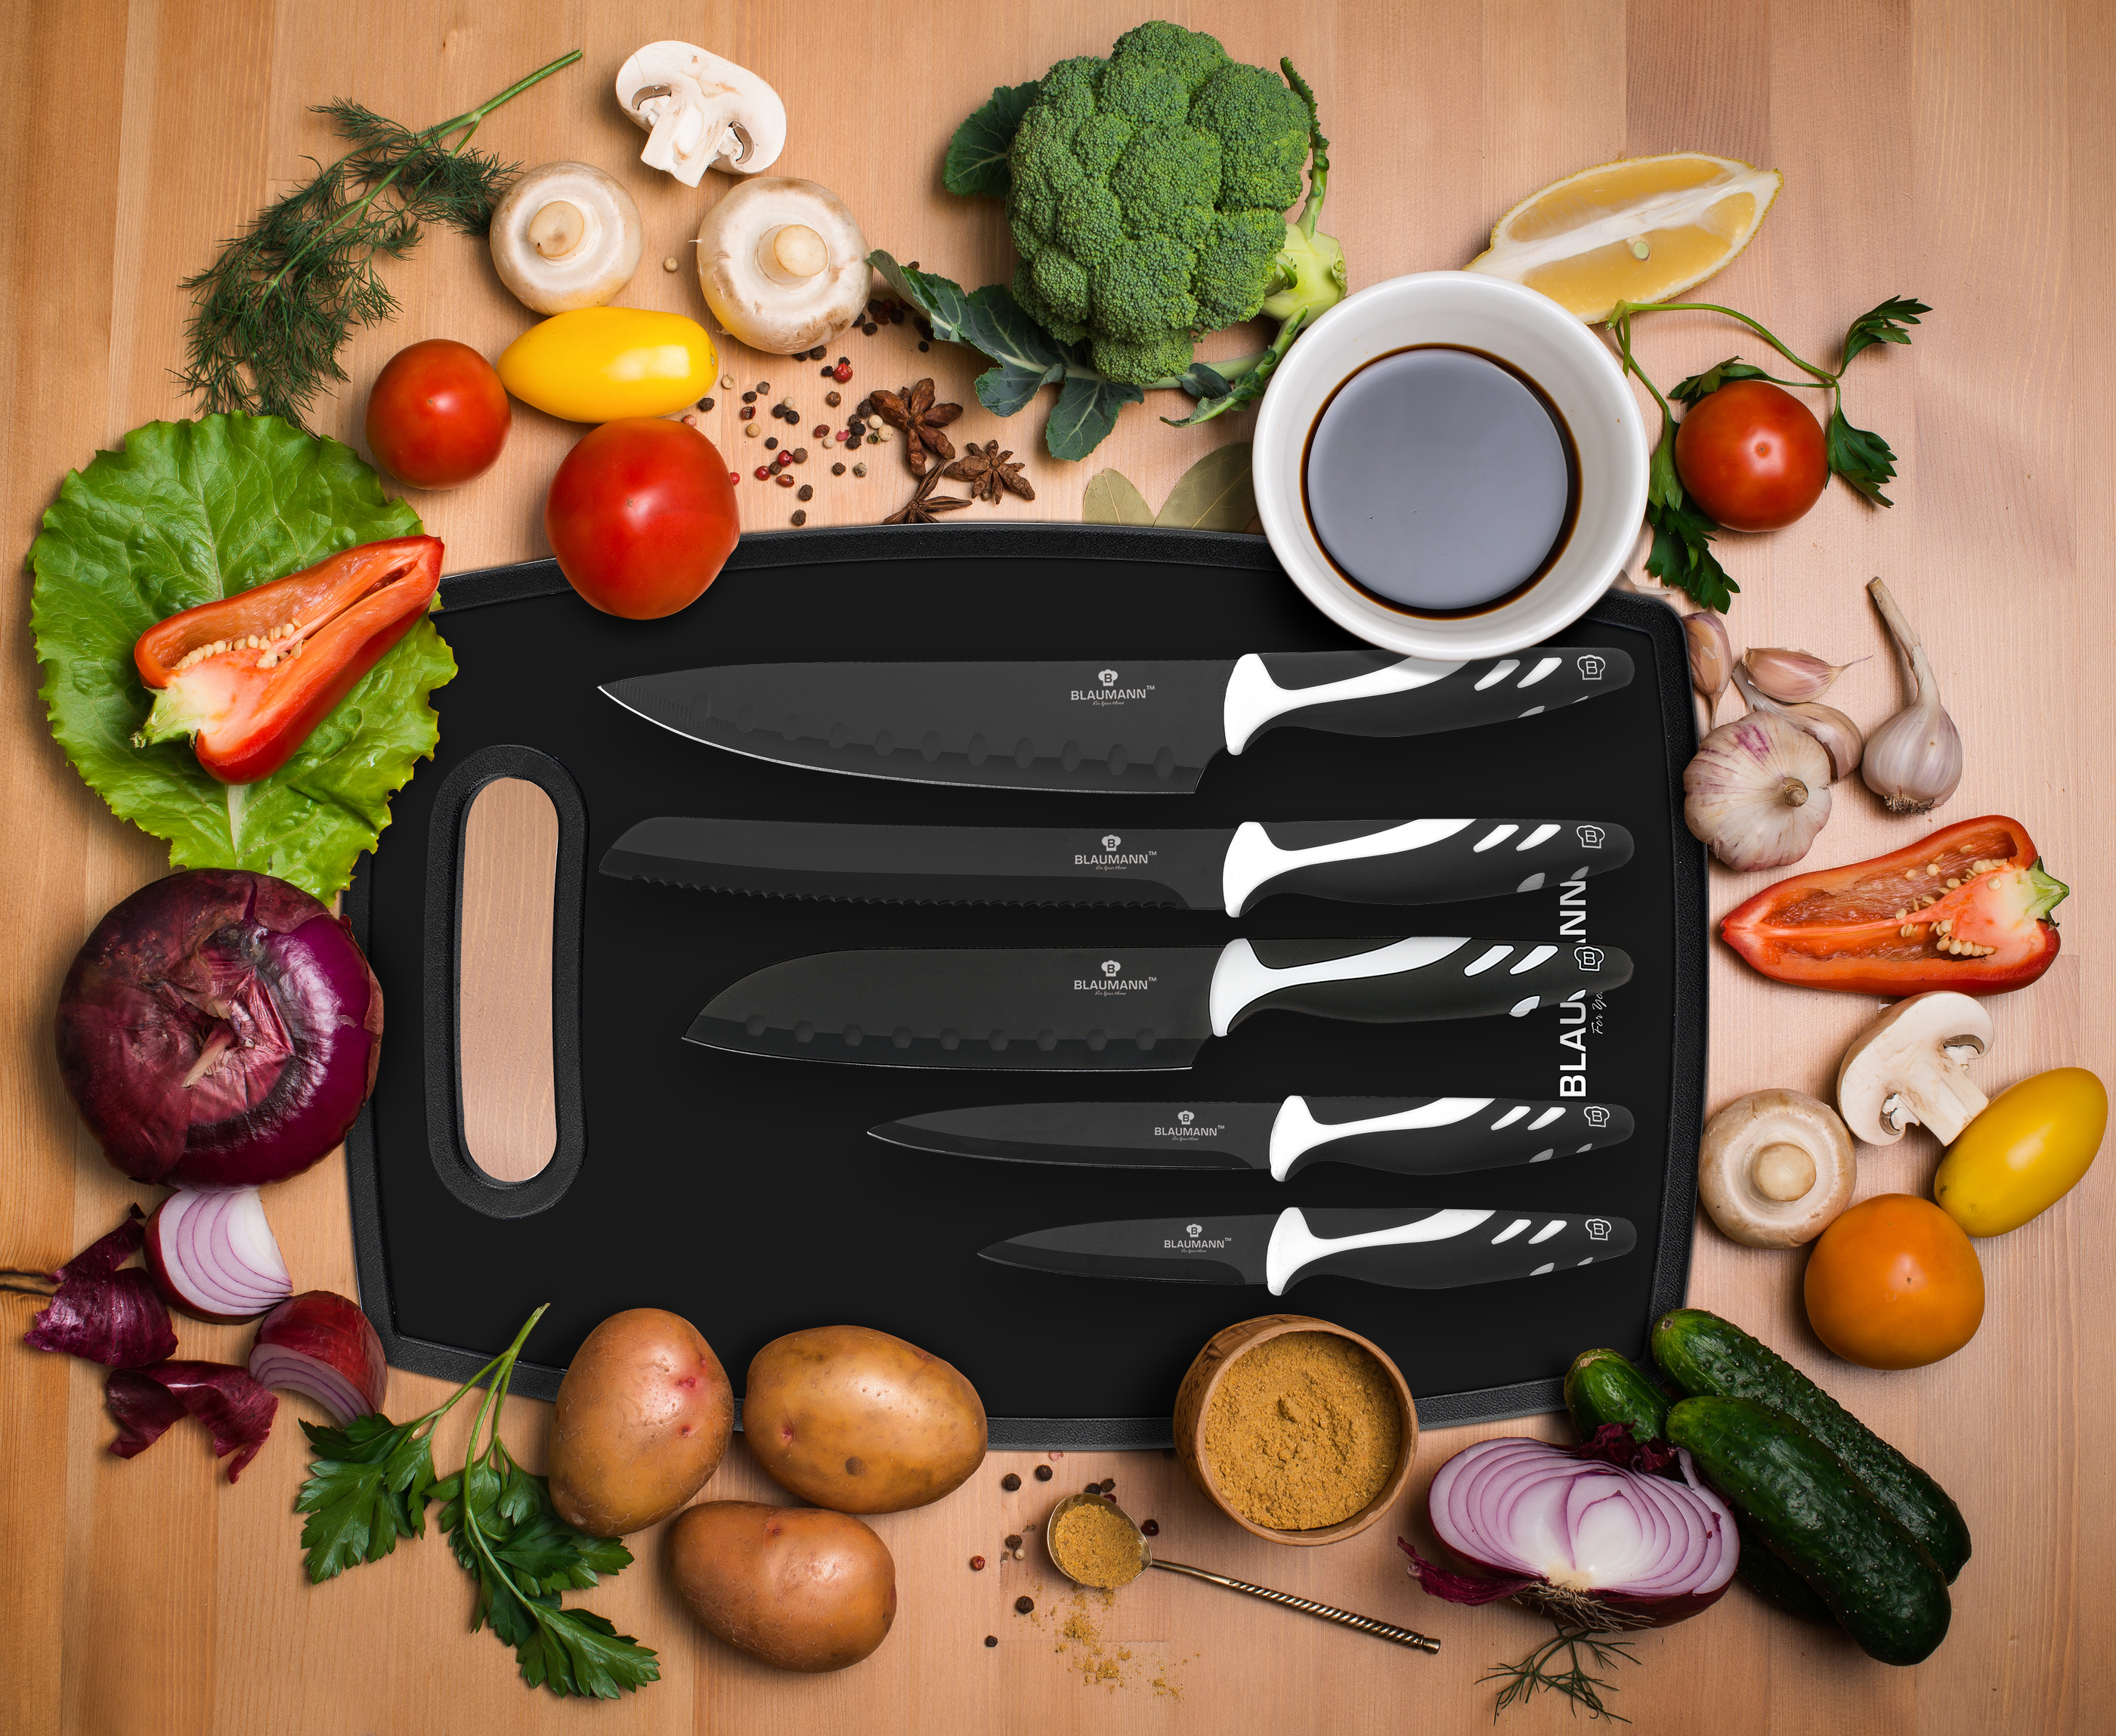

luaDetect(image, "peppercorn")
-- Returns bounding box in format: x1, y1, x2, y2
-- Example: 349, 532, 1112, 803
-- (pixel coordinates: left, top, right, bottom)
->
743, 424, 759, 438
697, 397, 715, 411
809, 345, 827, 361
1141, 1520, 1159, 1536
797, 484, 813, 501
812, 424, 828, 439
1000, 1471, 1019, 1490
820, 364, 834, 377
1100, 1478, 1115, 1493
728, 471, 740, 485
852, 463, 866, 477
1033, 1465, 1052, 1481
1003, 1534, 1022, 1551
775, 473, 795, 487
970, 1555, 986, 1570
984, 1635, 998, 1648
755, 380, 770, 392
917, 340, 930, 352
790, 509, 806, 526
1015, 1597, 1034, 1615
833, 361, 853, 382
825, 390, 842, 407
741, 391, 756, 404
793, 447, 809, 463
753, 466, 770, 481
763, 437, 777, 450
739, 407, 754, 422
862, 322, 878, 336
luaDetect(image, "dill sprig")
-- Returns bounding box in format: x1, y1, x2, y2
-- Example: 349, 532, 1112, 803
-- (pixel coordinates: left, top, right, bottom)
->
179, 49, 583, 426
1481, 1623, 1641, 1723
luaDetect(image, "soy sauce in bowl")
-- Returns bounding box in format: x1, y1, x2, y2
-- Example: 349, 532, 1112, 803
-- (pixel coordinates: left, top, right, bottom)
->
1301, 345, 1579, 618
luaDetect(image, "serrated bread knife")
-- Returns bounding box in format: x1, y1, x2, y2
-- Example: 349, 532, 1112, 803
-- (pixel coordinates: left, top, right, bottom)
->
980, 1205, 1637, 1295
687, 936, 1632, 1071
603, 646, 1633, 794
871, 1097, 1635, 1180
603, 815, 1633, 914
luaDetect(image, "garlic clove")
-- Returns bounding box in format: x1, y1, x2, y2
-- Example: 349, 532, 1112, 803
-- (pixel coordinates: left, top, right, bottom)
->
1683, 712, 1833, 870
1861, 577, 1963, 812
1729, 662, 1863, 782
1743, 646, 1867, 704
1684, 611, 1733, 718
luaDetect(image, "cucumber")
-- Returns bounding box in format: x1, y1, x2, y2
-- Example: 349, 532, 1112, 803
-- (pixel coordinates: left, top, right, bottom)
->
1564, 1348, 1669, 1440
1652, 1309, 1971, 1581
1667, 1396, 1950, 1665
1566, 1347, 1835, 1627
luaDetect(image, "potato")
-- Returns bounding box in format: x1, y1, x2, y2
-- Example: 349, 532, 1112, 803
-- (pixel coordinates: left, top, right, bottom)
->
666, 1501, 896, 1672
548, 1308, 733, 1535
744, 1324, 985, 1513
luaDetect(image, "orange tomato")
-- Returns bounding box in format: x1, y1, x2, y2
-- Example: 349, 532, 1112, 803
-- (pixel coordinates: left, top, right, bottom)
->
1803, 1194, 1984, 1369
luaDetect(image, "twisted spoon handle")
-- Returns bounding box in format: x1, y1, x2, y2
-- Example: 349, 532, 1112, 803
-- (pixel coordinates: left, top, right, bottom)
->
1149, 1558, 1441, 1652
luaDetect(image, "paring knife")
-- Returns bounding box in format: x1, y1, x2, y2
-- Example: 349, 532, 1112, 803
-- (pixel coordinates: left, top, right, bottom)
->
871, 1096, 1636, 1181
980, 1205, 1638, 1295
603, 646, 1634, 795
688, 936, 1632, 1071
603, 815, 1634, 914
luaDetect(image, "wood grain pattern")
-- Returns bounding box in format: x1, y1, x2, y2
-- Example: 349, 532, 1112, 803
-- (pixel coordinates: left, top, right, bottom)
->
1, 2, 2111, 1732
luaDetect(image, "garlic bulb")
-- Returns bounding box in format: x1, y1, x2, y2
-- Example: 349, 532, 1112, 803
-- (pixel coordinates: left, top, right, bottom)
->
1862, 577, 1963, 812
1744, 646, 1867, 705
1684, 713, 1833, 870
1731, 662, 1864, 781
1684, 611, 1733, 719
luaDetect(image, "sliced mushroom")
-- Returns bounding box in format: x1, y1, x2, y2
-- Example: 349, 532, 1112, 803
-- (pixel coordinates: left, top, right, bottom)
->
488, 162, 643, 314
614, 42, 786, 187
695, 178, 871, 355
1836, 991, 1994, 1147
1697, 1089, 1857, 1247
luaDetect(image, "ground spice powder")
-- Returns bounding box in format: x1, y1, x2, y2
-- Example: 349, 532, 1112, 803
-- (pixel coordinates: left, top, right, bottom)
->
1202, 1332, 1402, 1530
1049, 1499, 1146, 1589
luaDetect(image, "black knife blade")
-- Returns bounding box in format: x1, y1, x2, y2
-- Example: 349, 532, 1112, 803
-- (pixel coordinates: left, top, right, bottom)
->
602, 645, 1634, 794
871, 1096, 1636, 1179
687, 936, 1632, 1071
602, 815, 1634, 914
979, 1205, 1637, 1294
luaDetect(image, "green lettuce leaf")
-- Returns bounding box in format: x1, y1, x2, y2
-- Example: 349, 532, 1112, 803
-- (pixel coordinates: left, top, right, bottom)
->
28, 413, 455, 899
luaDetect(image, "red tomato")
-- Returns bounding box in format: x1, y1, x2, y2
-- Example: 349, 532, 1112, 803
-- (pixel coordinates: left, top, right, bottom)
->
363, 339, 511, 490
544, 419, 740, 620
1672, 379, 1829, 531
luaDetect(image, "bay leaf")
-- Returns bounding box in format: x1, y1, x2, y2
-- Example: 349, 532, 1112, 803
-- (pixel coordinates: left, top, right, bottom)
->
1155, 443, 1255, 531
1080, 469, 1156, 526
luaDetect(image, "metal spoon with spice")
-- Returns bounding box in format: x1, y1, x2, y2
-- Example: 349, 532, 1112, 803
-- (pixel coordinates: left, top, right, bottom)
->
1042, 1493, 1440, 1654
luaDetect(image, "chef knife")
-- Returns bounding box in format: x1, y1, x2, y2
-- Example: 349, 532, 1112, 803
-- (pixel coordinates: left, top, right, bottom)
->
688, 936, 1632, 1071
602, 645, 1634, 794
980, 1205, 1637, 1295
602, 815, 1634, 914
871, 1096, 1635, 1181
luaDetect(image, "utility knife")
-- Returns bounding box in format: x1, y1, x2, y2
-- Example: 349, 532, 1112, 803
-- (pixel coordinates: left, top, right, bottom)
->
871, 1096, 1635, 1181
980, 1205, 1637, 1295
688, 936, 1632, 1071
603, 646, 1634, 794
603, 815, 1634, 914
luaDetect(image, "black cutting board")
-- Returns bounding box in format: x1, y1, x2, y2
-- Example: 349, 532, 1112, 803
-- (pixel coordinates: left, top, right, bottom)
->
345, 522, 1705, 1446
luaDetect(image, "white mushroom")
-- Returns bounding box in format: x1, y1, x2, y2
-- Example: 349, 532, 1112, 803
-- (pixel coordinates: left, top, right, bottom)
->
1697, 1089, 1857, 1248
1836, 991, 1994, 1147
488, 162, 643, 314
614, 42, 786, 187
695, 178, 871, 355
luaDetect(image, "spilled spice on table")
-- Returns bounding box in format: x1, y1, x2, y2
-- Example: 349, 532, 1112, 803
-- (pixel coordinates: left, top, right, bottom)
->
1203, 1332, 1402, 1529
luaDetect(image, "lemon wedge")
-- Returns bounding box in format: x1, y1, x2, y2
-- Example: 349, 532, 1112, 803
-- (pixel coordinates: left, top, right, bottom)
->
1465, 152, 1783, 323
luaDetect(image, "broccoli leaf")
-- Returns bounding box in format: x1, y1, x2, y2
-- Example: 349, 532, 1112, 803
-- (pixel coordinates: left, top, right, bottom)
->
959, 286, 1068, 416
1825, 405, 1901, 506
27, 414, 454, 899
943, 81, 1039, 199
1047, 373, 1145, 462
1839, 296, 1930, 370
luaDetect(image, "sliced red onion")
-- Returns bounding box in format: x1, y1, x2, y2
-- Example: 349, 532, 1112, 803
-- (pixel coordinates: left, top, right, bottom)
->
55, 868, 383, 1187
249, 1291, 388, 1425
143, 1187, 292, 1323
1406, 1431, 1740, 1628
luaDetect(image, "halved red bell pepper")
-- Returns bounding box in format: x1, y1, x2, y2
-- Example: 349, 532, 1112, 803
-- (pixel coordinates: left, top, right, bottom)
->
133, 536, 443, 784
1720, 815, 2068, 996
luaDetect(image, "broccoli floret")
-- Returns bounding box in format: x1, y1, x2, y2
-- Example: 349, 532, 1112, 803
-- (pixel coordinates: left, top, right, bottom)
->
1004, 21, 1344, 387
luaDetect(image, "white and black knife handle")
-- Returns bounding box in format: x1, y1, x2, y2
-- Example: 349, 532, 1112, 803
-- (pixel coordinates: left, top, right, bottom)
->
1269, 1097, 1635, 1181
1266, 1205, 1636, 1295
1225, 648, 1632, 753
1220, 817, 1633, 915
1209, 936, 1631, 1035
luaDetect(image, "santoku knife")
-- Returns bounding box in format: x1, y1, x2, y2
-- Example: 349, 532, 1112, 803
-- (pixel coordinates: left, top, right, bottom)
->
871, 1096, 1635, 1180
603, 815, 1634, 914
688, 936, 1632, 1071
980, 1205, 1637, 1295
603, 645, 1633, 794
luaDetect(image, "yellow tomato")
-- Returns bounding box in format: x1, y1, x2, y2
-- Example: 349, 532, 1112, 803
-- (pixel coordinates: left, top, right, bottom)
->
1933, 1067, 2106, 1236
496, 308, 716, 423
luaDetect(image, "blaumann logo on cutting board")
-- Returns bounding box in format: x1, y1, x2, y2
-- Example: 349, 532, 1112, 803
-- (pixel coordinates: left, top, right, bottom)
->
1072, 666, 1156, 704
1075, 958, 1158, 994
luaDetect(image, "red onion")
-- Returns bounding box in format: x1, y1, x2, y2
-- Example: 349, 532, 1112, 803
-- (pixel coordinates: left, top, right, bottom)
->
55, 868, 383, 1187
1404, 1429, 1739, 1628
143, 1187, 292, 1323
106, 1360, 278, 1481
249, 1291, 388, 1425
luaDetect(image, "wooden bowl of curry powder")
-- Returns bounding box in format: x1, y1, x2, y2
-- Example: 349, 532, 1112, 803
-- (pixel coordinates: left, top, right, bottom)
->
1172, 1314, 1418, 1546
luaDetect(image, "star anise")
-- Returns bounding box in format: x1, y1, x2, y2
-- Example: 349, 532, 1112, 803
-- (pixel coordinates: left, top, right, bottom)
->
945, 440, 1035, 505
882, 464, 970, 525
869, 378, 961, 475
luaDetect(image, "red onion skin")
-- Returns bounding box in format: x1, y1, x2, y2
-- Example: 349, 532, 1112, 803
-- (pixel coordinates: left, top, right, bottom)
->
55, 870, 383, 1187
105, 1360, 278, 1481
251, 1291, 388, 1418
19, 1208, 178, 1368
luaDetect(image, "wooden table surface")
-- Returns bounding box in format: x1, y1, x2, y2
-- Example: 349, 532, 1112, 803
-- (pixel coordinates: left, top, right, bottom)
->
4, 3, 2111, 1732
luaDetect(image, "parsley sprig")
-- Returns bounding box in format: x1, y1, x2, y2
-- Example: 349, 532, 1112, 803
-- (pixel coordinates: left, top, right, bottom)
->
295, 1304, 657, 1700
1609, 296, 1931, 612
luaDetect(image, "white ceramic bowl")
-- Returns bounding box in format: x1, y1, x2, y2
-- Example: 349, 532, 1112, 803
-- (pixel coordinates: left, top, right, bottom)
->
1252, 271, 1649, 659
